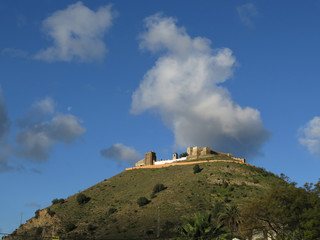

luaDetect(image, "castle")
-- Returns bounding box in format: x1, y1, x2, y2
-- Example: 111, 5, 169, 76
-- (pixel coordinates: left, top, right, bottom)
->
134, 146, 245, 167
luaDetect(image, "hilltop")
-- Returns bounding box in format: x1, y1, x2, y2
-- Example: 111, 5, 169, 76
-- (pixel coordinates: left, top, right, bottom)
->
4, 159, 285, 239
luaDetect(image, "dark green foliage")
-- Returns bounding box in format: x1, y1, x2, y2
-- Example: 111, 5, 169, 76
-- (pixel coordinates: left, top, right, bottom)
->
253, 179, 259, 184
241, 181, 320, 240
52, 198, 65, 204
47, 208, 55, 217
34, 209, 40, 219
76, 193, 90, 205
87, 224, 97, 234
137, 197, 150, 207
179, 152, 188, 158
65, 222, 77, 232
193, 164, 202, 174
222, 182, 229, 188
150, 191, 156, 199
106, 207, 117, 217
35, 227, 43, 236
179, 212, 227, 239
153, 183, 166, 193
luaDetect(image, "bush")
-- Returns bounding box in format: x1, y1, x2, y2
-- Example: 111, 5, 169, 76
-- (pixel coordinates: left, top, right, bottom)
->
87, 224, 97, 234
35, 227, 43, 236
150, 192, 157, 199
137, 197, 150, 207
106, 207, 117, 217
47, 208, 55, 217
179, 152, 188, 158
52, 198, 65, 204
65, 223, 77, 232
35, 209, 40, 219
193, 164, 202, 174
153, 183, 166, 193
76, 193, 91, 205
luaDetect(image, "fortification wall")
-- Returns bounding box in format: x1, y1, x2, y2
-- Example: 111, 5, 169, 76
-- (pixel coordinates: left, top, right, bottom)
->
126, 159, 255, 171
154, 157, 187, 165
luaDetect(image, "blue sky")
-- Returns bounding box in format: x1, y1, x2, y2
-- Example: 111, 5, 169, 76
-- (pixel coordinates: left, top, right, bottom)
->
1, 0, 320, 235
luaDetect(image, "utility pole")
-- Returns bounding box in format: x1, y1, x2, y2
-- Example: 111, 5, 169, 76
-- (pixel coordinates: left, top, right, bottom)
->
157, 207, 160, 238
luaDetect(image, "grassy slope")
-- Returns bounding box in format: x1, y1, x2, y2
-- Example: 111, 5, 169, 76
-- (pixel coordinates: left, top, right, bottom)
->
10, 161, 283, 239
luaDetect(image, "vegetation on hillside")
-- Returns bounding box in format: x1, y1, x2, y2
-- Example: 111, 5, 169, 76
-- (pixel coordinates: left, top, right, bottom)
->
4, 161, 320, 240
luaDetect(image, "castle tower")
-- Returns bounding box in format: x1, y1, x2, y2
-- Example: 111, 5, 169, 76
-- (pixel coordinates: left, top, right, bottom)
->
144, 151, 156, 166
173, 152, 178, 160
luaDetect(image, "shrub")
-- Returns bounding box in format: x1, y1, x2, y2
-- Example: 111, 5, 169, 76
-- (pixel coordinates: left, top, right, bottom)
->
193, 164, 202, 174
153, 183, 166, 193
179, 152, 188, 158
76, 193, 90, 205
87, 224, 97, 234
150, 192, 157, 199
52, 198, 65, 204
253, 179, 259, 184
35, 227, 43, 236
222, 182, 229, 188
137, 197, 150, 207
65, 223, 77, 232
47, 208, 55, 217
35, 209, 40, 219
106, 207, 117, 217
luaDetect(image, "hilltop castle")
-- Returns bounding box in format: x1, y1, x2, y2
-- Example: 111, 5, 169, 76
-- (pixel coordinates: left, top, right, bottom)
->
134, 146, 245, 167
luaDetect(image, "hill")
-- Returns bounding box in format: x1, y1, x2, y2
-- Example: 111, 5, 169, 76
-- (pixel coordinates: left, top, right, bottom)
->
5, 161, 285, 239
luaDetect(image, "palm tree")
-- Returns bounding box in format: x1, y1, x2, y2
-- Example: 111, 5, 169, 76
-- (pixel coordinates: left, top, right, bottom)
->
180, 212, 224, 239
218, 205, 241, 236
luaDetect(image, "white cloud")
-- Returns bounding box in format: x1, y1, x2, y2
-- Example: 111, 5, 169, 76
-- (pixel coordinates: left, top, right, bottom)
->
100, 143, 142, 164
34, 1, 115, 62
16, 98, 86, 161
299, 116, 320, 155
236, 3, 258, 27
131, 14, 270, 158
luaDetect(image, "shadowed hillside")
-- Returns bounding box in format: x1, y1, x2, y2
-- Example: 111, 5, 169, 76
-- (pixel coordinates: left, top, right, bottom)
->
5, 161, 284, 239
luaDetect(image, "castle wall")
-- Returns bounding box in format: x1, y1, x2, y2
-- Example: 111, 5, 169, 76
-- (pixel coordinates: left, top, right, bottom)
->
154, 157, 187, 165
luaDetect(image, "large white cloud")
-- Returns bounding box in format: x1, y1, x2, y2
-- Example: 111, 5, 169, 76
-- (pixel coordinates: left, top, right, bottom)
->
131, 14, 270, 158
34, 2, 114, 62
100, 143, 142, 164
299, 116, 320, 155
16, 98, 86, 161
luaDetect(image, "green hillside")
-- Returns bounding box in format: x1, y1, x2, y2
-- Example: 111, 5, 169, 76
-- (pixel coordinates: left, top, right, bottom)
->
4, 161, 293, 239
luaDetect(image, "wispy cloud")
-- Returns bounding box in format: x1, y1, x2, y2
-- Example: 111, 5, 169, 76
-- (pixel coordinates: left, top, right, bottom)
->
25, 202, 41, 208
16, 98, 86, 161
1, 48, 28, 58
236, 3, 258, 27
100, 143, 142, 164
299, 116, 320, 156
34, 1, 115, 62
131, 14, 270, 158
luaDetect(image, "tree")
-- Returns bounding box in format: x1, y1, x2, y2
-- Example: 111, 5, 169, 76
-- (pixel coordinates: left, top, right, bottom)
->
153, 183, 166, 193
179, 212, 228, 239
76, 193, 90, 205
193, 164, 202, 174
218, 205, 241, 237
239, 183, 320, 240
137, 197, 150, 207
179, 152, 188, 158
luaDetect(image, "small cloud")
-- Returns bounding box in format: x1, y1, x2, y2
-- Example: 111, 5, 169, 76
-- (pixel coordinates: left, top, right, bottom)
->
34, 2, 115, 62
2, 48, 28, 58
25, 202, 41, 208
16, 97, 86, 161
299, 116, 320, 156
100, 143, 142, 164
17, 97, 55, 127
0, 155, 13, 173
67, 106, 72, 111
236, 3, 258, 27
17, 14, 27, 27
